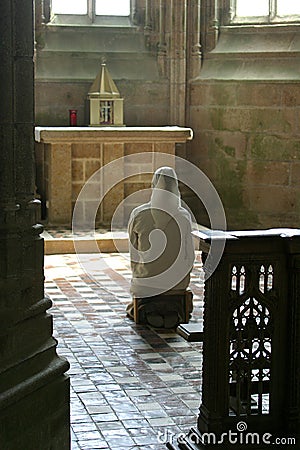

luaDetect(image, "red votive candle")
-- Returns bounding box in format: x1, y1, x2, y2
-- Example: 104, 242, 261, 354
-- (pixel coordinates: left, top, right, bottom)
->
69, 109, 77, 126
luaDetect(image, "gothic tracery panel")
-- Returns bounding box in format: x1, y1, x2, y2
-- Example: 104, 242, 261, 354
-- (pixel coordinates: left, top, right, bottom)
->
229, 264, 273, 417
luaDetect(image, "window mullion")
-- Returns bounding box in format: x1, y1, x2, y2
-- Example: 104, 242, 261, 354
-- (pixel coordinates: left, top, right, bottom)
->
229, 0, 236, 23
269, 0, 276, 20
88, 0, 95, 22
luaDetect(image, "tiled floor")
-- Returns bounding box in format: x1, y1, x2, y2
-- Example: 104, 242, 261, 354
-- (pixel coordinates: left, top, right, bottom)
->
45, 252, 204, 450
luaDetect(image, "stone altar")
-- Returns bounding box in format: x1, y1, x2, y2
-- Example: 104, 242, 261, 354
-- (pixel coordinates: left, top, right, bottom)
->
35, 126, 193, 226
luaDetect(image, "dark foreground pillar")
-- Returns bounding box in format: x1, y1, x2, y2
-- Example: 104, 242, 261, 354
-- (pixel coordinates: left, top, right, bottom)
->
0, 1, 70, 449
168, 229, 300, 449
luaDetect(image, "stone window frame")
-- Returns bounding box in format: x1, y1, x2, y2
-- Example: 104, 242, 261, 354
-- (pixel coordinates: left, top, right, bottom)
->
198, 0, 300, 79
223, 0, 300, 25
202, 0, 300, 54
49, 0, 134, 26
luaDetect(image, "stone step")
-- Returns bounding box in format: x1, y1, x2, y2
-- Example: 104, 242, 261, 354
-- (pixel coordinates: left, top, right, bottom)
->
42, 229, 129, 254
42, 226, 201, 255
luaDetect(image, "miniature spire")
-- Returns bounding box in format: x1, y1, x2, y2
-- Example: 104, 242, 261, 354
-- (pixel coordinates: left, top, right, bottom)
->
89, 63, 120, 97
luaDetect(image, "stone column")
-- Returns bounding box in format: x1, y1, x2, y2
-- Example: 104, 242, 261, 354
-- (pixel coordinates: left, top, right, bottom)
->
144, 0, 152, 34
184, 0, 202, 132
168, 0, 187, 126
34, 0, 48, 51
157, 0, 167, 77
0, 1, 70, 449
201, 0, 220, 53
133, 0, 146, 26
187, 0, 202, 80
144, 0, 160, 50
43, 0, 51, 23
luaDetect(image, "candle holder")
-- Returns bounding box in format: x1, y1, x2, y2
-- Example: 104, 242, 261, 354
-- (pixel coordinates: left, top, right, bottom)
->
69, 109, 77, 126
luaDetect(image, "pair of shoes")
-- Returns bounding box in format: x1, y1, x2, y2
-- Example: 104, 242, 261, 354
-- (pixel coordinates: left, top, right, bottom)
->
126, 303, 134, 320
164, 312, 179, 329
147, 313, 164, 328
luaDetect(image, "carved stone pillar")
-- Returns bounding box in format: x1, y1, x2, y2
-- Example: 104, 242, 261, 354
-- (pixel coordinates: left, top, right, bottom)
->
144, 0, 152, 35
43, 0, 51, 23
0, 1, 70, 449
144, 0, 160, 49
201, 0, 220, 54
168, 0, 188, 126
187, 0, 202, 80
185, 0, 202, 129
34, 0, 48, 51
157, 0, 167, 77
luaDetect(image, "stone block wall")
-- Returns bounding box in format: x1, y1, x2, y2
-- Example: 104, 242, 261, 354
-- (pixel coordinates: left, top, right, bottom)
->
70, 142, 175, 225
35, 80, 170, 127
188, 80, 300, 229
34, 24, 170, 127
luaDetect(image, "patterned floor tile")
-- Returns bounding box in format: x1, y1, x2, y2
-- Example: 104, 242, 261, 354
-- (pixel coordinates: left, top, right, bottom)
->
45, 252, 204, 450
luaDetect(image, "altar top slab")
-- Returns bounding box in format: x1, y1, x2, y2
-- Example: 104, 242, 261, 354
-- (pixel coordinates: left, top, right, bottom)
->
35, 126, 193, 143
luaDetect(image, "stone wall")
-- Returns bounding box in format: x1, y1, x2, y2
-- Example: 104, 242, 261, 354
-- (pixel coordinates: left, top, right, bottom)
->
35, 24, 169, 127
35, 79, 169, 127
188, 80, 300, 229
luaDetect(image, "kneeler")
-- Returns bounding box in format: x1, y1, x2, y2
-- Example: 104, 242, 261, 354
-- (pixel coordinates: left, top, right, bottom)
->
133, 289, 193, 325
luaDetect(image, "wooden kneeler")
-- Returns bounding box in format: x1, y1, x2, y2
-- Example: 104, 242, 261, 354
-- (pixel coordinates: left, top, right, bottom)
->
133, 289, 193, 324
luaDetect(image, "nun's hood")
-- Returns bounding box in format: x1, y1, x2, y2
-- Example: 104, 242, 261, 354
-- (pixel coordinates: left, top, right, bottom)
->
150, 167, 181, 229
151, 167, 179, 193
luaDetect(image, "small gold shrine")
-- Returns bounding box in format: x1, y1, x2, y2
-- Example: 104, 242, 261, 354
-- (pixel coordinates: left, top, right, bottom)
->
88, 63, 124, 126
